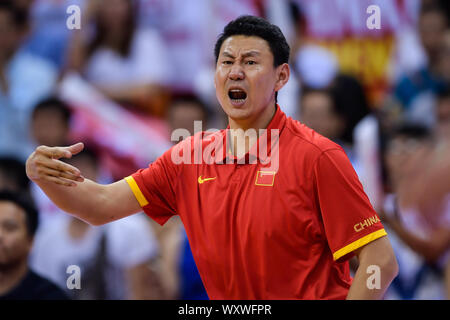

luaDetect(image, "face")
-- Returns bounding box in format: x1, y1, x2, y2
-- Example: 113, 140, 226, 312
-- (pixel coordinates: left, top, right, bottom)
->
215, 35, 289, 125
385, 136, 428, 184
99, 0, 132, 30
419, 11, 446, 60
31, 108, 69, 147
300, 92, 344, 140
168, 102, 207, 137
0, 202, 32, 269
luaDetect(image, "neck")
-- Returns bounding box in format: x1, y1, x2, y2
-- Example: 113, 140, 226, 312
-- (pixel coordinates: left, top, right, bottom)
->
0, 258, 28, 296
103, 28, 127, 51
228, 102, 277, 132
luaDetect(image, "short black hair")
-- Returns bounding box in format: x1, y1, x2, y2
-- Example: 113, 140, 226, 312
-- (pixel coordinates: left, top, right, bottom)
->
0, 0, 28, 29
0, 157, 29, 193
214, 15, 290, 67
437, 85, 450, 101
0, 190, 39, 237
390, 122, 431, 141
32, 96, 72, 125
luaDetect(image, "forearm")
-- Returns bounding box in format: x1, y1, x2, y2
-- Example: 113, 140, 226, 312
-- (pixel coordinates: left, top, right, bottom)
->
98, 83, 162, 102
33, 177, 109, 225
26, 143, 142, 225
388, 219, 450, 263
346, 237, 398, 300
346, 259, 395, 299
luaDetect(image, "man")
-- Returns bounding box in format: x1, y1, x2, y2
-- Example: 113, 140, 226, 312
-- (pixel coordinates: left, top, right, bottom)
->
0, 191, 67, 300
26, 16, 398, 299
300, 88, 346, 144
380, 123, 450, 299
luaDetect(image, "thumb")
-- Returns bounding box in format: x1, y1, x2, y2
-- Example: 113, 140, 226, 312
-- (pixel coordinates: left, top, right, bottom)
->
66, 142, 85, 157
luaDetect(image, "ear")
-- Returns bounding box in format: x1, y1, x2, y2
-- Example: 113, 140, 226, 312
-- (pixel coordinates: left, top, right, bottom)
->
274, 63, 290, 93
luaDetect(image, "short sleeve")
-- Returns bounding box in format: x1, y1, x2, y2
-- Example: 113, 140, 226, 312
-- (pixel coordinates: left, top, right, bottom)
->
313, 148, 387, 262
125, 147, 180, 225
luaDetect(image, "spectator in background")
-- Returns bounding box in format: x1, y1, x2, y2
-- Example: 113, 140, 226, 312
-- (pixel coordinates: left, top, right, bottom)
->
149, 95, 210, 299
31, 97, 72, 148
299, 84, 364, 175
29, 97, 74, 227
137, 0, 260, 95
379, 124, 450, 299
0, 1, 57, 161
168, 95, 209, 300
67, 0, 170, 116
0, 191, 68, 300
299, 88, 346, 144
168, 95, 212, 141
30, 146, 163, 300
394, 3, 448, 127
290, 0, 424, 107
23, 0, 85, 69
402, 87, 450, 216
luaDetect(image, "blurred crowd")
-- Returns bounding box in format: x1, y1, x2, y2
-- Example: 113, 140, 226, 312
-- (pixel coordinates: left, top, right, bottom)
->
0, 0, 449, 300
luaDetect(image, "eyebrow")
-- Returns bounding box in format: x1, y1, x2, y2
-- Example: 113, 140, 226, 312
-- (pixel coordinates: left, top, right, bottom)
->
221, 51, 261, 59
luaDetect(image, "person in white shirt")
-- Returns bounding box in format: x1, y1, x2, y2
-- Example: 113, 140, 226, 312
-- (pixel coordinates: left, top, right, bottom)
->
30, 146, 163, 299
67, 0, 170, 115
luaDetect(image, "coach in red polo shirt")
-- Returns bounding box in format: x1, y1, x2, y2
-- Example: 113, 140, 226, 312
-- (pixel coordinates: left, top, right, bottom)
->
26, 16, 398, 299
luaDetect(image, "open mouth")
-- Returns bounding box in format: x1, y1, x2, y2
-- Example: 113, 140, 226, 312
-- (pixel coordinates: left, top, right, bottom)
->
228, 88, 247, 104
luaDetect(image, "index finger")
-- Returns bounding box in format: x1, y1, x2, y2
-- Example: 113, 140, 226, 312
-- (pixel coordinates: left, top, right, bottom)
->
36, 145, 72, 160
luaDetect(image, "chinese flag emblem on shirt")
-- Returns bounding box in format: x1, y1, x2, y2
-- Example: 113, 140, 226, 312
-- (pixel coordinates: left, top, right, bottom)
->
255, 171, 276, 186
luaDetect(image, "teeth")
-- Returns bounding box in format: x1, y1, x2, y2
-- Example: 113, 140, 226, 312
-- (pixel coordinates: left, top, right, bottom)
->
228, 88, 247, 100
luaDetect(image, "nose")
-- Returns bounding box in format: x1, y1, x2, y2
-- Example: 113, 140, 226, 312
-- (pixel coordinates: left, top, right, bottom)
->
229, 64, 244, 81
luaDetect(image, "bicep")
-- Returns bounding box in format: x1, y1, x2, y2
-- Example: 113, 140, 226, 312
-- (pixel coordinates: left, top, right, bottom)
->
103, 179, 143, 223
354, 236, 395, 264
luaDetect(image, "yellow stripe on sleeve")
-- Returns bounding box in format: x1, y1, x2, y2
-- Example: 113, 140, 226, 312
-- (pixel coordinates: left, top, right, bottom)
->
333, 229, 387, 261
125, 176, 149, 207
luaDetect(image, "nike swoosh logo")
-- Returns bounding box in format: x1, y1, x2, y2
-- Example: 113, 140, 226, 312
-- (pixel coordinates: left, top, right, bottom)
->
198, 176, 217, 184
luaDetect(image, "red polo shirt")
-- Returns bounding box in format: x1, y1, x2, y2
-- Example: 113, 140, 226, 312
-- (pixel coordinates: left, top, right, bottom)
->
125, 106, 387, 299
